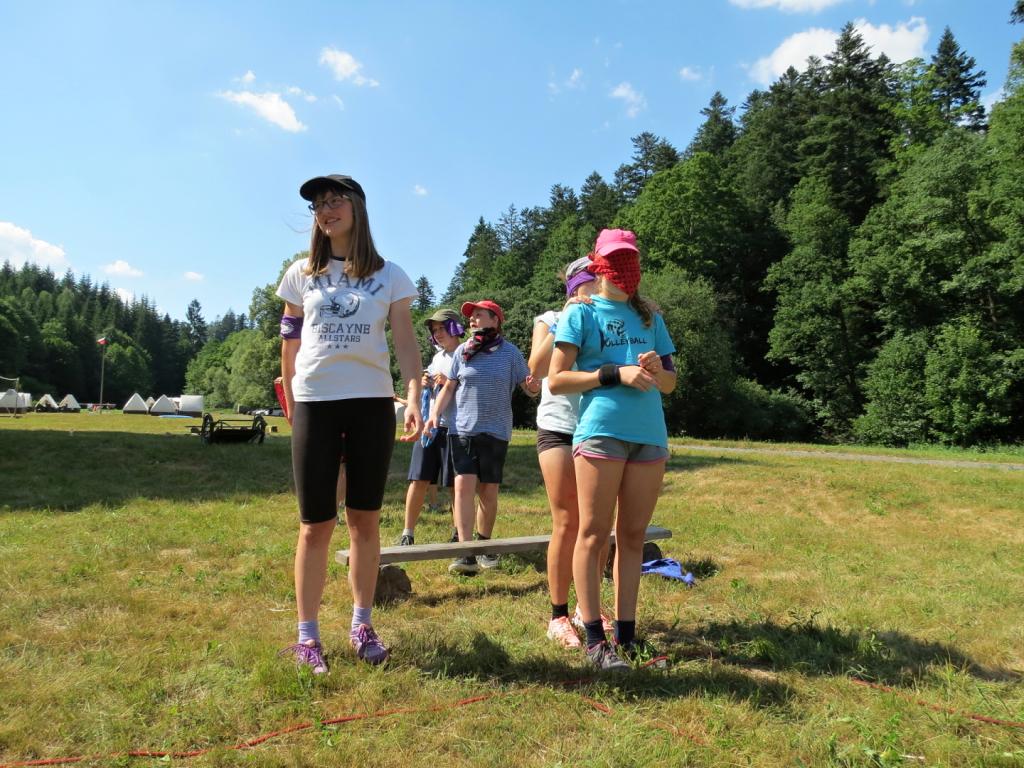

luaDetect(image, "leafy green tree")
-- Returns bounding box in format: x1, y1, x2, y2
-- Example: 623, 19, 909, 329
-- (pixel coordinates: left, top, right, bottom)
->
849, 130, 995, 335
853, 331, 930, 446
102, 332, 153, 403
227, 330, 279, 407
924, 320, 1017, 445
766, 176, 867, 434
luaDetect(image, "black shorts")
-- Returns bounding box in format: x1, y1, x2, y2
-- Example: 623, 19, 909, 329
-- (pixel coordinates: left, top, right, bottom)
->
291, 398, 395, 522
407, 426, 453, 486
536, 427, 573, 455
449, 433, 509, 484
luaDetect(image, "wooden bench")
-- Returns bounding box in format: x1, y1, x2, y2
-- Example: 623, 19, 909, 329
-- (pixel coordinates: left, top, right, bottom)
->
338, 525, 672, 568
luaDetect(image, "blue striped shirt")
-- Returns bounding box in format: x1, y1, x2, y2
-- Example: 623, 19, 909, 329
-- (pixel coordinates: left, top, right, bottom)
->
447, 340, 529, 441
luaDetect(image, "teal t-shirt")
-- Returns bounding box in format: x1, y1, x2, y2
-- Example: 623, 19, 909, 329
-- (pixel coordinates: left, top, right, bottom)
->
555, 296, 675, 448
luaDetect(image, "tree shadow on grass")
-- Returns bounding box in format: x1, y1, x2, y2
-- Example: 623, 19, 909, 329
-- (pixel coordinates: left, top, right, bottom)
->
0, 430, 296, 513
403, 631, 797, 709
646, 615, 1022, 685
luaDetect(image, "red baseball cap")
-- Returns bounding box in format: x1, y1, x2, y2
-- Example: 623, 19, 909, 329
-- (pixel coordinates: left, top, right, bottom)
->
460, 300, 504, 325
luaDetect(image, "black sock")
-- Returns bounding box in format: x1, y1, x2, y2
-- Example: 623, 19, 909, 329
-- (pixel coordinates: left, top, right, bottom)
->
584, 619, 606, 648
614, 620, 636, 647
551, 602, 569, 620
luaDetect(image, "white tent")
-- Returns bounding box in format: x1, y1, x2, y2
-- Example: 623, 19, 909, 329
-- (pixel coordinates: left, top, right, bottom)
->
123, 393, 148, 414
36, 394, 60, 412
178, 394, 204, 417
0, 389, 18, 413
59, 394, 82, 412
17, 393, 31, 413
394, 400, 406, 424
149, 394, 177, 415
145, 396, 156, 409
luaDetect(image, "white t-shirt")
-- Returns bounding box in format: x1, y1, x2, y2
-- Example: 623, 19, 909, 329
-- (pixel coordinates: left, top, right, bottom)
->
276, 258, 416, 401
534, 310, 581, 435
427, 347, 456, 429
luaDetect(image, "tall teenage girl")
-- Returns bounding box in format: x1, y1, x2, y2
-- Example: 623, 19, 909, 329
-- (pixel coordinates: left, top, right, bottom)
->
277, 174, 422, 671
527, 256, 610, 649
548, 229, 677, 671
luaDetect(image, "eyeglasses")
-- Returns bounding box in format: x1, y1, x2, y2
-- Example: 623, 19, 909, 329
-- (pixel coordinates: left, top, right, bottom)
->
308, 194, 350, 214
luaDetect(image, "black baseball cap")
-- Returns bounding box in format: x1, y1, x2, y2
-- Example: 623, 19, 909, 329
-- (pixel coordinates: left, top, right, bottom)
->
299, 174, 366, 203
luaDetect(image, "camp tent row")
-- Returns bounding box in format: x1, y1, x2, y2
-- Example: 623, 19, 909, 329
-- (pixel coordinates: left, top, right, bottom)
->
0, 389, 28, 414
122, 393, 204, 416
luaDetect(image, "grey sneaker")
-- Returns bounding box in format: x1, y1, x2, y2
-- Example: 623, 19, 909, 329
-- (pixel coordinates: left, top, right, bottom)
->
279, 640, 329, 675
585, 641, 630, 673
398, 533, 414, 546
478, 553, 500, 569
350, 624, 389, 665
448, 556, 481, 575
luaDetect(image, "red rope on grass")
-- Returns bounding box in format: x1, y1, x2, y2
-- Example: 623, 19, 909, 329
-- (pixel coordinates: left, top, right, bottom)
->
850, 678, 1024, 729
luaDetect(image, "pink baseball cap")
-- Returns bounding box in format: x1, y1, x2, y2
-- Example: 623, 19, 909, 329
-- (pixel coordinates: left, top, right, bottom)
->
461, 299, 505, 325
594, 228, 639, 258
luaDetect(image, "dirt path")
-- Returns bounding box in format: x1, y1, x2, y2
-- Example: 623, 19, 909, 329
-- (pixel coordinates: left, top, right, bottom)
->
673, 444, 1024, 472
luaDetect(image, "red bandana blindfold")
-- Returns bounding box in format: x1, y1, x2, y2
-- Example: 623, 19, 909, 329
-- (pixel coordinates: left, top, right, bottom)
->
588, 250, 641, 296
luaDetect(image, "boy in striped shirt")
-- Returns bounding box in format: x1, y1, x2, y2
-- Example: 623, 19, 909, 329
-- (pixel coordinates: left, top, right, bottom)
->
426, 300, 540, 574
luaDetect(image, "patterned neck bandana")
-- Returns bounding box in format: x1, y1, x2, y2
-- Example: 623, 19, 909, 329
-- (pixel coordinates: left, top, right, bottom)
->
462, 327, 502, 361
589, 250, 641, 296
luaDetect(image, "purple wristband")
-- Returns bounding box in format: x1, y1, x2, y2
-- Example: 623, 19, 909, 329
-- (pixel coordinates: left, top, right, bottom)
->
661, 354, 675, 373
280, 314, 303, 339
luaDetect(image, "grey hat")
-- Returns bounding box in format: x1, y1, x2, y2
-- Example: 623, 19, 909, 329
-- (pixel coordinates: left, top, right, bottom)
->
424, 308, 461, 328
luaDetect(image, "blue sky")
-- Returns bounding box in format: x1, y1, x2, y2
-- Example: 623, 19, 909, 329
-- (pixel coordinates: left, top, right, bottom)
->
1, 0, 1019, 324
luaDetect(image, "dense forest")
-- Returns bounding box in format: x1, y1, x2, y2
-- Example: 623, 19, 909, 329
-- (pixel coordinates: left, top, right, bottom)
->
3, 14, 1022, 447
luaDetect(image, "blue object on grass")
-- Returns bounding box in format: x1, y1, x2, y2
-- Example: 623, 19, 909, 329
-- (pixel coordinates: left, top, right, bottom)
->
641, 558, 695, 587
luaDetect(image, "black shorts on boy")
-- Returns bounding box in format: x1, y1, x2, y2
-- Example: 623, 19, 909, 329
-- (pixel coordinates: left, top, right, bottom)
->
448, 432, 509, 484
407, 426, 454, 486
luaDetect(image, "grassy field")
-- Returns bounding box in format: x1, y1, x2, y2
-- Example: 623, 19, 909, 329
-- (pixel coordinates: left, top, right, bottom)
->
1, 412, 1022, 767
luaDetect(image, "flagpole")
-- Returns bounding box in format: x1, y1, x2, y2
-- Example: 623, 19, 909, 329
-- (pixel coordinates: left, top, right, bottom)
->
98, 339, 107, 410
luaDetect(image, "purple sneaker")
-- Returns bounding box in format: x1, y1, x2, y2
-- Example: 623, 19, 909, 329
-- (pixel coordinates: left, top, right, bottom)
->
279, 640, 329, 675
350, 623, 390, 665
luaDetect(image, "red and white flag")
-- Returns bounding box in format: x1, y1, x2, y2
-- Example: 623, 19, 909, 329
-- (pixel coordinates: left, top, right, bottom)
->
96, 337, 108, 346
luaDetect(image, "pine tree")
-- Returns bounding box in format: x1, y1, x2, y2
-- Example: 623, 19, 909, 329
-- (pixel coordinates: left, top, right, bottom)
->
928, 27, 987, 130
613, 132, 679, 201
579, 171, 620, 231
185, 299, 208, 353
414, 276, 435, 313
686, 91, 737, 158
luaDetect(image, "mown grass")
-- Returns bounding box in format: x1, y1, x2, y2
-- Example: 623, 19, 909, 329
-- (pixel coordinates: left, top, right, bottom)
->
1, 412, 1022, 767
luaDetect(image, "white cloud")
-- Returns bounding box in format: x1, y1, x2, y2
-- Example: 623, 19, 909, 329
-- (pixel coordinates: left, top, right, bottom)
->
287, 85, 317, 103
218, 90, 307, 132
240, 70, 256, 84
183, 271, 204, 282
730, 0, 846, 11
610, 82, 646, 118
549, 68, 583, 95
114, 287, 134, 305
319, 47, 379, 87
103, 260, 143, 278
413, 185, 428, 197
332, 95, 345, 110
982, 89, 1006, 113
748, 17, 928, 85
679, 66, 703, 82
0, 222, 69, 270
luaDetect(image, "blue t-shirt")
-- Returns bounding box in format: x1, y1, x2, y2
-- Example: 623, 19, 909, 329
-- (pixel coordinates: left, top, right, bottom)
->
555, 296, 675, 448
447, 339, 530, 442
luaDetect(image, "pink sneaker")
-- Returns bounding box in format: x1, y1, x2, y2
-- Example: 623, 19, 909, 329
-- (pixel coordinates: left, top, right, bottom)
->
350, 624, 390, 665
279, 640, 328, 675
546, 616, 582, 649
571, 606, 614, 636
